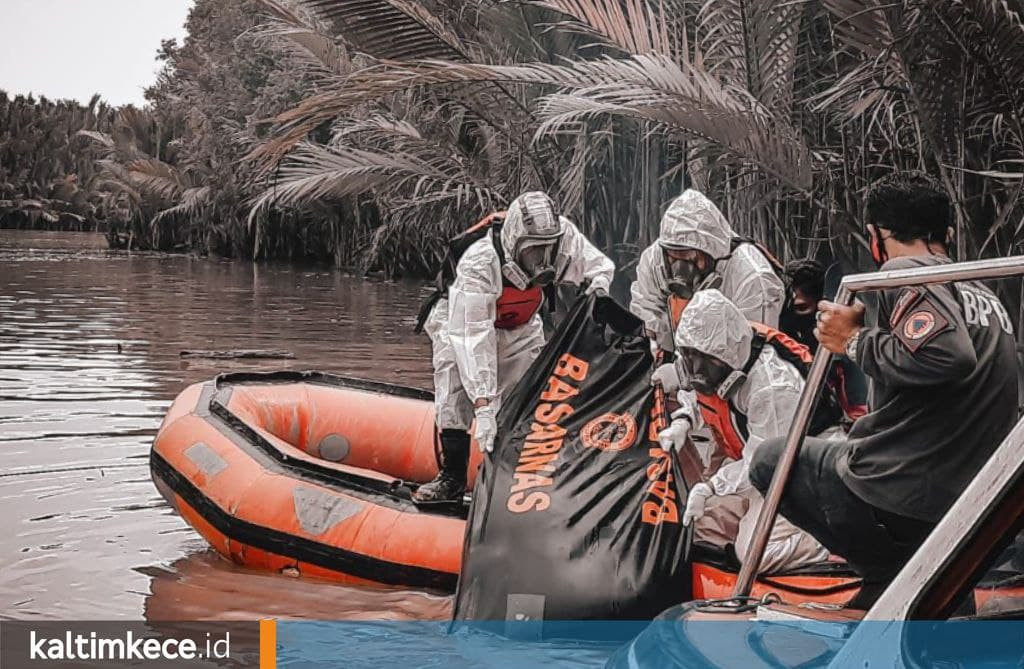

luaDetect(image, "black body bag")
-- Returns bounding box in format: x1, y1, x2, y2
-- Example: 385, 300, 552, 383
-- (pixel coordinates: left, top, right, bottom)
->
452, 295, 692, 631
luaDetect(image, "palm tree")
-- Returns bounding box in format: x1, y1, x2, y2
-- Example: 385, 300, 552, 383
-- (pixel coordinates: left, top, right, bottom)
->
0, 92, 116, 230
250, 0, 1024, 278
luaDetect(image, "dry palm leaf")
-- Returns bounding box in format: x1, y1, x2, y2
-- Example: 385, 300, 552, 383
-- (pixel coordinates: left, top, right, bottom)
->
527, 0, 676, 56
248, 142, 501, 222
299, 0, 469, 62
254, 0, 350, 76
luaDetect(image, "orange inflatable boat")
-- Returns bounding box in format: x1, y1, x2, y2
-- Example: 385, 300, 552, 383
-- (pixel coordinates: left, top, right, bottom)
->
150, 372, 475, 591
151, 371, 872, 604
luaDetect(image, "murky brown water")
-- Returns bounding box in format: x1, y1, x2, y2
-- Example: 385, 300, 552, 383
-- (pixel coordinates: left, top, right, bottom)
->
0, 230, 452, 621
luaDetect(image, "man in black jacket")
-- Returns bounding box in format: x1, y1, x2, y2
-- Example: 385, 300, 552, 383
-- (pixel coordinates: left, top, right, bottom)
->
750, 172, 1019, 608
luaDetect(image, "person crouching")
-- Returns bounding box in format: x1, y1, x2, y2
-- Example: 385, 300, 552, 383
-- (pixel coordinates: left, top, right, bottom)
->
655, 289, 835, 573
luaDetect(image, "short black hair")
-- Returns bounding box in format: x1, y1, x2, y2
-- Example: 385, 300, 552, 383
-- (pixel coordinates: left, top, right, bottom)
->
865, 171, 951, 243
784, 259, 824, 300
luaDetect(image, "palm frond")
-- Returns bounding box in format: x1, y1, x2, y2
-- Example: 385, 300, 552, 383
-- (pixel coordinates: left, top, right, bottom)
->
697, 0, 806, 113
298, 0, 469, 61
749, 0, 805, 112
889, 3, 965, 166
527, 0, 676, 56
956, 0, 1024, 121
152, 186, 213, 223
535, 90, 810, 190
253, 0, 350, 76
77, 130, 115, 150
334, 114, 424, 143
247, 59, 580, 167
822, 0, 893, 58
252, 54, 810, 189
121, 159, 186, 202
696, 0, 750, 86
557, 132, 591, 217
248, 142, 502, 224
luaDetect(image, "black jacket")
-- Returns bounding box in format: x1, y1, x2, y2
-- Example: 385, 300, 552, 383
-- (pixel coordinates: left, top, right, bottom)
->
838, 255, 1019, 522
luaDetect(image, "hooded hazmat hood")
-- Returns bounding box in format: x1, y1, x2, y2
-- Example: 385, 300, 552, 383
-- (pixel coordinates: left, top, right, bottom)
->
658, 190, 734, 260
674, 289, 753, 370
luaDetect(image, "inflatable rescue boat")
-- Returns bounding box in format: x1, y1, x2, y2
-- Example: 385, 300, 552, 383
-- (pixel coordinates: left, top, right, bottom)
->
151, 371, 863, 604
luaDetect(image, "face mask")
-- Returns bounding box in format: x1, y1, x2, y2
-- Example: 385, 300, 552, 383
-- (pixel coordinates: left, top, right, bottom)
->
664, 250, 713, 299
675, 347, 734, 395
516, 241, 559, 287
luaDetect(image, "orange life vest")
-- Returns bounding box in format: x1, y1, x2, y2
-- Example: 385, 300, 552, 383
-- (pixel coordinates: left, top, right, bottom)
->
668, 295, 689, 333
696, 394, 748, 460
495, 284, 544, 329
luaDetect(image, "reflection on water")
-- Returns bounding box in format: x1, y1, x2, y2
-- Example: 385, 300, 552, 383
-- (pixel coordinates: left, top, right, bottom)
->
0, 230, 438, 620
140, 551, 451, 621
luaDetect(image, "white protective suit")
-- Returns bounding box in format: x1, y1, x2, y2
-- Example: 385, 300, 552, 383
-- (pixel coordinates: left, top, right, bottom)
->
424, 195, 615, 431
672, 289, 828, 573
630, 190, 784, 352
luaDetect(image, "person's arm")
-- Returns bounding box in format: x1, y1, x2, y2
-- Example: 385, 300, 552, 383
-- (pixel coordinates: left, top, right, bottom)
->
709, 365, 801, 496
727, 246, 785, 327
556, 219, 615, 293
630, 246, 673, 350
447, 245, 502, 404
855, 286, 977, 386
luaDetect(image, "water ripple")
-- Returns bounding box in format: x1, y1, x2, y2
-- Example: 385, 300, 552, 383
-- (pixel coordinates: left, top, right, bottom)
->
1, 230, 436, 621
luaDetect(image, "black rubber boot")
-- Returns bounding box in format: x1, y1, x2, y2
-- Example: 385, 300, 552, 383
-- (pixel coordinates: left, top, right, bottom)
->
412, 429, 470, 505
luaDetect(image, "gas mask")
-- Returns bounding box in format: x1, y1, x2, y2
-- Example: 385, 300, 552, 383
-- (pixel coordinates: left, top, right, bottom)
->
516, 238, 560, 287
675, 346, 743, 397
663, 248, 717, 299
502, 236, 561, 289
500, 191, 564, 290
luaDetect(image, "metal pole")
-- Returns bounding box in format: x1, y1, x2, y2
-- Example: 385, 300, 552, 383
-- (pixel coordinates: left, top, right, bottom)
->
733, 255, 1024, 599
731, 285, 850, 599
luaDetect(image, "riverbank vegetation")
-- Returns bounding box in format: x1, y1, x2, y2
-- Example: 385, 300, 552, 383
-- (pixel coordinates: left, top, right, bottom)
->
3, 1, 1023, 287
0, 92, 119, 230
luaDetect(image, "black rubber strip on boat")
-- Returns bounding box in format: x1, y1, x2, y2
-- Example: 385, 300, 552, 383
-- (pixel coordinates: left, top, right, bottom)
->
755, 576, 863, 596
150, 451, 459, 592
201, 387, 467, 520
214, 370, 434, 402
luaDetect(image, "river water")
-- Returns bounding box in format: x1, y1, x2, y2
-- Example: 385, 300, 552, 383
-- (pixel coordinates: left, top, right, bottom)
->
0, 230, 455, 621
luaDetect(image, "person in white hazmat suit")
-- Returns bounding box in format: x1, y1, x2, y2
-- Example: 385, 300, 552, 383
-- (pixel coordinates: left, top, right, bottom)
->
656, 289, 829, 573
413, 191, 615, 504
630, 190, 784, 353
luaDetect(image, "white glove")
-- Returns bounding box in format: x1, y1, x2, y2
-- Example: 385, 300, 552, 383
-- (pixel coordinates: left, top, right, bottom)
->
683, 482, 713, 526
474, 404, 498, 453
657, 417, 691, 452
585, 280, 609, 297
651, 362, 681, 394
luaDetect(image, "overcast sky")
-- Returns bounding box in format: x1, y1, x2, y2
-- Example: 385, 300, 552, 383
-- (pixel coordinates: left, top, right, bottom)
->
0, 1, 193, 106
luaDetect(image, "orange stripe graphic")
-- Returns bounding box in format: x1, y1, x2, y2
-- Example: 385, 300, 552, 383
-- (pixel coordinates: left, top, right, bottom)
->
260, 619, 277, 669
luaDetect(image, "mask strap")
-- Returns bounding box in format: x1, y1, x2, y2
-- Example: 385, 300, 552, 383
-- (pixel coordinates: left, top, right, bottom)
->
716, 370, 746, 400
870, 230, 889, 266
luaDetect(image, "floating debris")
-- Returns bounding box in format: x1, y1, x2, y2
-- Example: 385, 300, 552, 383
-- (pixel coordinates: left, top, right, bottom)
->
179, 349, 295, 360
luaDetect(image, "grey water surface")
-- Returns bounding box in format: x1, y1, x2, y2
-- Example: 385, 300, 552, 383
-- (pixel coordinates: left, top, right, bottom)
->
0, 229, 455, 622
